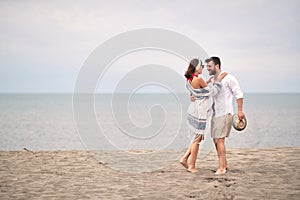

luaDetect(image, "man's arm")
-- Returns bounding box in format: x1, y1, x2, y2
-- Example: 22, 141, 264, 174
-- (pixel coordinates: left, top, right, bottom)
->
237, 98, 245, 120
229, 76, 245, 120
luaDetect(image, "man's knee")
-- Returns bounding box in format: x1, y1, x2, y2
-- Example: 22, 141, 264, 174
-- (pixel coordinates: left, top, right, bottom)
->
214, 137, 225, 144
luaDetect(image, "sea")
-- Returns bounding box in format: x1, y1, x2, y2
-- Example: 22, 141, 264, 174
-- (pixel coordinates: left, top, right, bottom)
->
1, 93, 300, 151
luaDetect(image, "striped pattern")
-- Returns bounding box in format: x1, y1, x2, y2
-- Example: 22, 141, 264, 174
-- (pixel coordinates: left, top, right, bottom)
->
186, 80, 222, 99
187, 113, 206, 130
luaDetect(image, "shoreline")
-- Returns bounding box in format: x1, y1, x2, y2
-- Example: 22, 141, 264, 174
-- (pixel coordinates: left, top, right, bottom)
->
1, 147, 299, 199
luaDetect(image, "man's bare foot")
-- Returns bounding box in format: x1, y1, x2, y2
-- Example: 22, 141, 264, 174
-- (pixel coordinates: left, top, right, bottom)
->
187, 168, 198, 173
180, 159, 188, 169
215, 169, 227, 175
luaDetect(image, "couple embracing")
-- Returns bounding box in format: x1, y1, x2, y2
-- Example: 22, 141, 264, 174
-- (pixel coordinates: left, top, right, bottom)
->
180, 56, 245, 174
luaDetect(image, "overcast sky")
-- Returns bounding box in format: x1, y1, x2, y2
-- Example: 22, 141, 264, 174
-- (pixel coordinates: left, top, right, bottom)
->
1, 0, 299, 93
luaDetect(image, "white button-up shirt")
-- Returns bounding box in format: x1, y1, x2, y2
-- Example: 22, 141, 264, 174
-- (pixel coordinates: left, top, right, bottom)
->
210, 72, 243, 117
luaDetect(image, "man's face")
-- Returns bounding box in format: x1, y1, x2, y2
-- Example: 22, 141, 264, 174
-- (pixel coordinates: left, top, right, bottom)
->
206, 61, 217, 75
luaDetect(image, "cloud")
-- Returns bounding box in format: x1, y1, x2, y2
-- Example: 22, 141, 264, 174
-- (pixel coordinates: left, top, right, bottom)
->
0, 0, 299, 92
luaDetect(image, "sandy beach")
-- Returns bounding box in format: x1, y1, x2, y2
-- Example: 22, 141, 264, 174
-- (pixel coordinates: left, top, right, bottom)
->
0, 147, 299, 199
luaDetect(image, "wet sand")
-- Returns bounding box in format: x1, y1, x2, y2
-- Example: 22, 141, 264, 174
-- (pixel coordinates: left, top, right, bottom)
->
0, 147, 299, 199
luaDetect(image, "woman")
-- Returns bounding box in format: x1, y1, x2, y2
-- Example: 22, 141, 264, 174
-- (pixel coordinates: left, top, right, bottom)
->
180, 58, 227, 173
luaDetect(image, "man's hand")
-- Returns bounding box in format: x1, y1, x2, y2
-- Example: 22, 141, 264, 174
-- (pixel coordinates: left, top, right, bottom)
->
238, 111, 245, 120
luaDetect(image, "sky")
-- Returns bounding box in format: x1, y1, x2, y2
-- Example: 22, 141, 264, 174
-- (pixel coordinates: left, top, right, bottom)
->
0, 0, 300, 93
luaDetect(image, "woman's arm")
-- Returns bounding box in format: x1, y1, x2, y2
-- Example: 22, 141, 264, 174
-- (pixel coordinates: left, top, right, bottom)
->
207, 72, 228, 96
206, 72, 227, 84
216, 72, 228, 82
206, 76, 213, 84
197, 77, 208, 88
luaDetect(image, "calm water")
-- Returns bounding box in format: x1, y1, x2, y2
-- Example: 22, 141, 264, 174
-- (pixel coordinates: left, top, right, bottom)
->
0, 93, 299, 150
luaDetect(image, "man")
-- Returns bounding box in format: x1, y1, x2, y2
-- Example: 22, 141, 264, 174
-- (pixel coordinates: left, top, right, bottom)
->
205, 56, 244, 175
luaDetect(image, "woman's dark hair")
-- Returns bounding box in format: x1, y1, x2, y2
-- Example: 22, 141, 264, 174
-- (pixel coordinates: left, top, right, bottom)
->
184, 58, 199, 79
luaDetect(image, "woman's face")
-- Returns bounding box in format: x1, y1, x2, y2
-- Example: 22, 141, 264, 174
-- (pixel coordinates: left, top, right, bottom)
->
196, 65, 203, 74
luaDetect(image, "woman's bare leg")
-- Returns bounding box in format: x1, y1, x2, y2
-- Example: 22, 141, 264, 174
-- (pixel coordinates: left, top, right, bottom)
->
180, 146, 191, 169
187, 136, 202, 173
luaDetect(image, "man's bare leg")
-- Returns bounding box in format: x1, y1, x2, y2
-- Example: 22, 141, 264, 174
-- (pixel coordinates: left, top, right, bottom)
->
214, 138, 227, 174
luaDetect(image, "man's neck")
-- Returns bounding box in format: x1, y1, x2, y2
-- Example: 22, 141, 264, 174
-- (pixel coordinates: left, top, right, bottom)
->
214, 70, 222, 79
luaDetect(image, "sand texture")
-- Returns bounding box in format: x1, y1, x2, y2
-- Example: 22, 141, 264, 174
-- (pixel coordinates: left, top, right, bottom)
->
0, 147, 299, 199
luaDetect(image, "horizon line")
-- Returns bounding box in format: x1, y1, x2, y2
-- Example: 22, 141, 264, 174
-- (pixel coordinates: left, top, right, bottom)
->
0, 92, 299, 95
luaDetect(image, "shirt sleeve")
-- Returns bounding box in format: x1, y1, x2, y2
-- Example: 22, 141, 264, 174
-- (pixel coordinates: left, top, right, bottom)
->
229, 75, 243, 99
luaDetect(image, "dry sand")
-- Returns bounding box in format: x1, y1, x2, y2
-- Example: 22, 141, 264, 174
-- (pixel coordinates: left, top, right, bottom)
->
0, 147, 299, 199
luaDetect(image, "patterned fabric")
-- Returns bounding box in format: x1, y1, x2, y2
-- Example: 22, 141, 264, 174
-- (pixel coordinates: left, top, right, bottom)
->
186, 97, 208, 143
186, 80, 223, 143
186, 80, 222, 99
187, 113, 206, 130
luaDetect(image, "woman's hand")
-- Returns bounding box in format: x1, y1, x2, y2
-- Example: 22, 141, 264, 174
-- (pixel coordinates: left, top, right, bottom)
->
190, 94, 196, 102
206, 76, 213, 84
216, 72, 228, 82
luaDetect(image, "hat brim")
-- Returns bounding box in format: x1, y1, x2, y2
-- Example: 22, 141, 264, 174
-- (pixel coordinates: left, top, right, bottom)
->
232, 114, 247, 131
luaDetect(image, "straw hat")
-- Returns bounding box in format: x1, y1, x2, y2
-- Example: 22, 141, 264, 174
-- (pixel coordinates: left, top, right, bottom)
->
232, 114, 247, 131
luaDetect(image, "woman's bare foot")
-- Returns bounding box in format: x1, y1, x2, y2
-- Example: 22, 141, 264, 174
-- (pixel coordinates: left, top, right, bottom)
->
187, 168, 198, 173
180, 159, 188, 169
214, 168, 227, 175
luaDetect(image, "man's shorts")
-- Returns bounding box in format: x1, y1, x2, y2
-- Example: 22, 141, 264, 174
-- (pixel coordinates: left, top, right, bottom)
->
211, 114, 232, 139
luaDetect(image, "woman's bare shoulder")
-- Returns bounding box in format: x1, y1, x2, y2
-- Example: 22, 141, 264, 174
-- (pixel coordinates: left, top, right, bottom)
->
192, 77, 204, 82
191, 77, 207, 88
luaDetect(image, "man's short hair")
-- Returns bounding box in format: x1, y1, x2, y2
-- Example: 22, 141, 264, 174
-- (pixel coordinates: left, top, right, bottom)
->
205, 56, 221, 69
